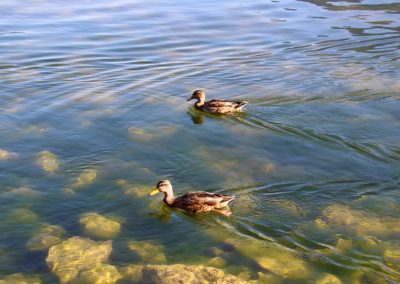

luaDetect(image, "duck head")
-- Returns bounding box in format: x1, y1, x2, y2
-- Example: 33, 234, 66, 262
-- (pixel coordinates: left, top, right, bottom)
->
149, 180, 173, 196
187, 90, 205, 102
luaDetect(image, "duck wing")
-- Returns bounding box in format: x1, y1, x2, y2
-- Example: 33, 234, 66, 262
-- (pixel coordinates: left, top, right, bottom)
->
208, 100, 247, 108
203, 100, 248, 113
177, 191, 235, 207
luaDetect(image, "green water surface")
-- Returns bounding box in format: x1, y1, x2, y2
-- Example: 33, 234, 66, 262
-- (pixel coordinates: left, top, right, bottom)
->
0, 0, 400, 283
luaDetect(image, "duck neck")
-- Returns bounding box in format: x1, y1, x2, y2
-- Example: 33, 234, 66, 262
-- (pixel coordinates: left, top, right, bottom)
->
163, 191, 175, 206
195, 98, 205, 108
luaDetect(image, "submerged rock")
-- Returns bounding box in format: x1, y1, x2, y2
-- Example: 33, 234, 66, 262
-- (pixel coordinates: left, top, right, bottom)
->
119, 264, 144, 283
322, 204, 387, 236
0, 273, 42, 284
353, 195, 400, 216
128, 126, 177, 141
207, 256, 226, 268
10, 208, 39, 223
3, 187, 41, 198
0, 149, 17, 160
79, 212, 121, 239
72, 263, 121, 284
46, 236, 112, 284
72, 169, 97, 188
315, 273, 342, 284
384, 248, 400, 268
26, 234, 62, 251
225, 237, 310, 279
116, 179, 149, 198
255, 272, 282, 284
26, 224, 66, 251
256, 256, 309, 279
37, 150, 59, 173
37, 224, 66, 237
120, 264, 249, 284
128, 240, 167, 263
271, 199, 308, 217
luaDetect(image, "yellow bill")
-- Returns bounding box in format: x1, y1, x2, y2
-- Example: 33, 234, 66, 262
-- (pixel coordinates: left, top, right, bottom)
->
148, 188, 160, 196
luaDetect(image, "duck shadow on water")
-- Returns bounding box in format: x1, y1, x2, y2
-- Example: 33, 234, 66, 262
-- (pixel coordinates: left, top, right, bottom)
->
149, 203, 233, 224
187, 107, 247, 125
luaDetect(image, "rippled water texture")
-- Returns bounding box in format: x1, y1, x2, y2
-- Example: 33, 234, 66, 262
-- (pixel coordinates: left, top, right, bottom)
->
1, 0, 400, 283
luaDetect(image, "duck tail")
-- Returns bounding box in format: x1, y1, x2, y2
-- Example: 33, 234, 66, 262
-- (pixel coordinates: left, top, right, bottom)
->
235, 101, 248, 109
223, 195, 235, 203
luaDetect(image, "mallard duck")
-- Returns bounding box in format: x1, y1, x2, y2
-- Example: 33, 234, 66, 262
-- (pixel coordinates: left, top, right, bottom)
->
149, 180, 235, 216
187, 90, 248, 114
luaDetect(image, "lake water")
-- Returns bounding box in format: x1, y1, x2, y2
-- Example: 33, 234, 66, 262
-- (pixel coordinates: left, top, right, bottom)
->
1, 0, 400, 283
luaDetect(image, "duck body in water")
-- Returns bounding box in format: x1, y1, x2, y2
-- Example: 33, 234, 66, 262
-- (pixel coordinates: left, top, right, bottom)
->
149, 180, 235, 216
187, 90, 247, 114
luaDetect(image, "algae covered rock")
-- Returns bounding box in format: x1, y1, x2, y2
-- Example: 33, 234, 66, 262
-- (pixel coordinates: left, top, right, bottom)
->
207, 256, 226, 268
128, 126, 177, 141
271, 199, 308, 217
79, 212, 121, 239
72, 169, 97, 188
37, 224, 66, 237
26, 234, 62, 251
139, 264, 249, 284
315, 273, 342, 284
46, 236, 112, 284
255, 272, 282, 284
257, 256, 309, 279
71, 263, 121, 284
384, 248, 400, 267
0, 149, 17, 160
116, 179, 149, 198
10, 208, 39, 224
226, 237, 310, 280
37, 150, 59, 173
128, 240, 167, 263
0, 273, 42, 284
26, 224, 66, 251
322, 204, 387, 236
3, 187, 41, 198
119, 265, 144, 283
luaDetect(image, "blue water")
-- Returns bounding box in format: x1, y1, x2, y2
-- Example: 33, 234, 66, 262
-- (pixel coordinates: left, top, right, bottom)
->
1, 0, 400, 283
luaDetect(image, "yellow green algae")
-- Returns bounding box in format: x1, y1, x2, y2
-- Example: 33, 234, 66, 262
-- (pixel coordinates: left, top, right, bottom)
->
37, 224, 66, 237
207, 256, 227, 268
79, 212, 121, 239
72, 169, 97, 188
37, 151, 59, 173
320, 204, 400, 237
271, 199, 308, 217
46, 236, 113, 284
119, 265, 144, 283
10, 208, 39, 224
116, 179, 149, 198
26, 224, 66, 251
0, 149, 17, 160
315, 273, 342, 284
352, 195, 400, 216
225, 237, 310, 280
2, 187, 41, 198
0, 273, 42, 284
253, 272, 283, 284
26, 235, 62, 252
128, 126, 177, 141
70, 263, 121, 284
127, 240, 167, 263
350, 270, 393, 284
119, 264, 249, 284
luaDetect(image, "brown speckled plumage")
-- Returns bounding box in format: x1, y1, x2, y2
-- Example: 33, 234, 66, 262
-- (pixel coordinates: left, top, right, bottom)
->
187, 90, 247, 114
149, 180, 235, 216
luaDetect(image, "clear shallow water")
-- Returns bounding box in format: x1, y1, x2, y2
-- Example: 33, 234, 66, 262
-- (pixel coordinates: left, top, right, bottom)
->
0, 0, 400, 282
